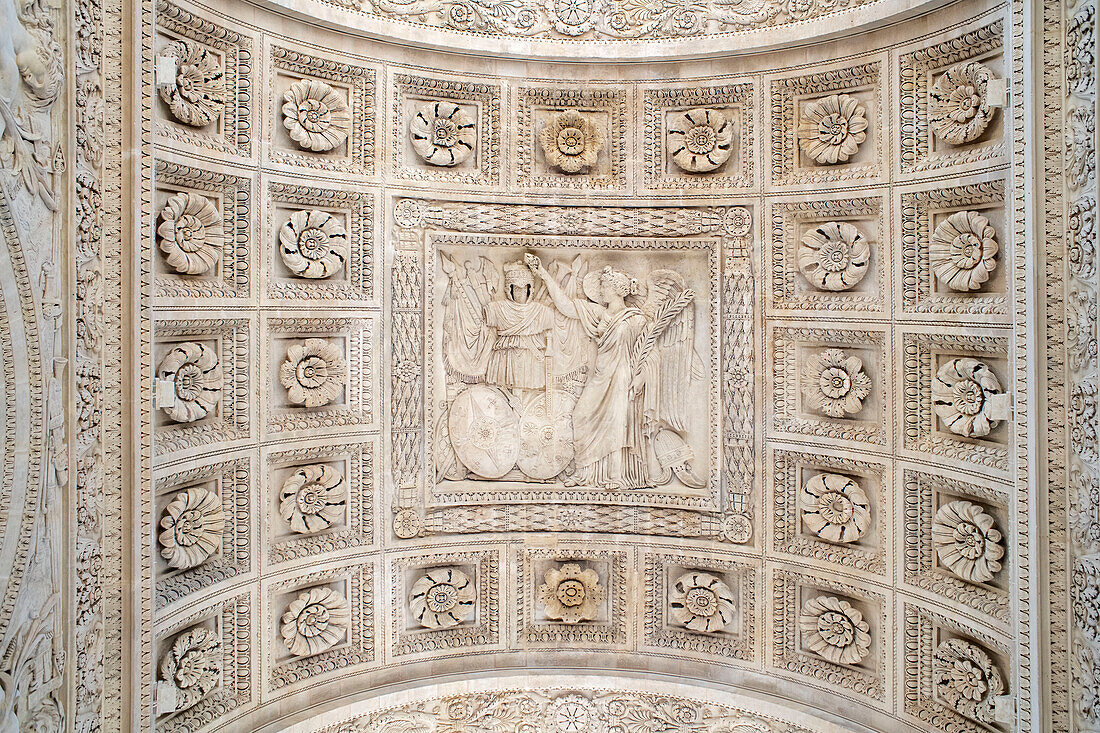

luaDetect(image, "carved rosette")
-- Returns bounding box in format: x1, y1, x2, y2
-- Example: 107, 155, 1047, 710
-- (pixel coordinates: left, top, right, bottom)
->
280, 587, 351, 657
929, 210, 999, 292
928, 61, 996, 145
932, 500, 1004, 583
282, 78, 351, 152
279, 210, 349, 279
156, 342, 222, 423
158, 487, 225, 570
800, 348, 872, 418
799, 472, 870, 543
538, 563, 604, 623
409, 101, 476, 166
539, 111, 604, 173
544, 0, 601, 36
157, 40, 225, 127
797, 93, 868, 165
931, 358, 1005, 437
666, 108, 734, 173
797, 595, 871, 665
544, 694, 603, 733
157, 192, 223, 275
669, 571, 736, 633
797, 221, 871, 291
279, 465, 347, 534
158, 626, 221, 715
279, 338, 347, 408
933, 638, 1005, 722
409, 567, 476, 629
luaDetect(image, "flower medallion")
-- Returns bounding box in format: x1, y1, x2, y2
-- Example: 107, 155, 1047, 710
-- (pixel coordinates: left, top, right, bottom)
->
801, 348, 872, 418
158, 487, 225, 570
931, 358, 1005, 438
538, 563, 604, 624
280, 586, 351, 657
797, 221, 871, 291
933, 638, 1005, 722
799, 472, 870, 543
797, 595, 871, 665
156, 341, 222, 423
797, 93, 868, 165
669, 571, 737, 633
158, 626, 221, 714
929, 210, 999, 292
539, 111, 604, 174
279, 209, 349, 279
928, 61, 996, 145
932, 500, 1004, 583
282, 78, 351, 153
279, 338, 347, 408
157, 192, 222, 276
157, 40, 225, 127
409, 567, 475, 629
666, 108, 734, 173
409, 101, 476, 166
279, 464, 347, 534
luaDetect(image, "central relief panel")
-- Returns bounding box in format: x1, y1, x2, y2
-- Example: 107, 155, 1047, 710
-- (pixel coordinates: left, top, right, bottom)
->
429, 236, 719, 507
389, 200, 755, 543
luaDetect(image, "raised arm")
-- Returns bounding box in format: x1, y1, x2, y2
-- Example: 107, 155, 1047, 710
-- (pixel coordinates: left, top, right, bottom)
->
526, 254, 579, 319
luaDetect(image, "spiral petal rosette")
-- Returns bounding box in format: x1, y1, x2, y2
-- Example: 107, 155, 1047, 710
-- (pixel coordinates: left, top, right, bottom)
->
159, 626, 221, 713
282, 78, 351, 152
279, 338, 347, 408
158, 487, 225, 570
279, 464, 347, 534
280, 586, 351, 657
667, 108, 734, 173
928, 61, 995, 145
158, 40, 225, 127
669, 571, 737, 633
801, 348, 872, 418
539, 111, 604, 174
409, 101, 476, 167
538, 563, 604, 624
932, 500, 1004, 583
933, 638, 1005, 721
279, 209, 349, 279
797, 221, 871, 291
798, 595, 871, 665
156, 341, 222, 423
799, 472, 871, 543
929, 210, 999, 292
157, 192, 223, 275
409, 567, 475, 629
797, 93, 868, 165
931, 358, 1004, 437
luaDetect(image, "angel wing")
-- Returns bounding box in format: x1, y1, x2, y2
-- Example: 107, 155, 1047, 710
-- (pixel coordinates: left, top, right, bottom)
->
440, 253, 496, 381
641, 269, 703, 434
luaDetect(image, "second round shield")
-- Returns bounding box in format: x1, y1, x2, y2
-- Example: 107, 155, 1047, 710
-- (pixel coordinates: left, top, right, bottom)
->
517, 391, 575, 480
448, 385, 519, 479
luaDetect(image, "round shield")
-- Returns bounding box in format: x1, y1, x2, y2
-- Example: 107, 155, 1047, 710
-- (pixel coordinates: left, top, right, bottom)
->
517, 391, 575, 480
448, 385, 519, 479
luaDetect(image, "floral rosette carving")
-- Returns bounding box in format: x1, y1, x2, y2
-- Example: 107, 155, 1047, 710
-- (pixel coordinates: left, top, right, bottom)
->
929, 210, 999, 292
157, 192, 222, 275
666, 108, 734, 173
932, 500, 1004, 583
157, 40, 225, 127
409, 567, 476, 629
933, 638, 1005, 722
279, 464, 347, 534
799, 472, 870, 544
544, 0, 601, 36
669, 571, 736, 633
931, 358, 1005, 438
282, 78, 351, 152
538, 563, 604, 623
545, 694, 602, 733
797, 93, 868, 165
928, 61, 996, 145
279, 210, 349, 279
280, 586, 351, 657
539, 111, 604, 174
156, 342, 222, 423
801, 348, 872, 418
279, 338, 347, 408
797, 595, 871, 665
796, 221, 871, 291
409, 101, 476, 167
158, 626, 221, 714
158, 487, 225, 570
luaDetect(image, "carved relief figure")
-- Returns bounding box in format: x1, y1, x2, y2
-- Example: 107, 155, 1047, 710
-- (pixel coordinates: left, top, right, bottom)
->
436, 251, 707, 492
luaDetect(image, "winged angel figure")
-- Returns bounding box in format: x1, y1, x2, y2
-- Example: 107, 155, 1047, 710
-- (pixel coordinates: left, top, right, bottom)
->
437, 251, 706, 491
